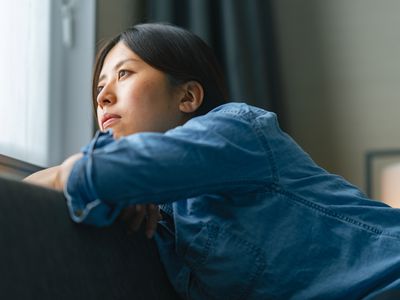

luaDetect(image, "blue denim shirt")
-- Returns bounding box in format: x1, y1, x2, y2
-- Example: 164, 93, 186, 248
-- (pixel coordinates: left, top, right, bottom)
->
65, 102, 400, 299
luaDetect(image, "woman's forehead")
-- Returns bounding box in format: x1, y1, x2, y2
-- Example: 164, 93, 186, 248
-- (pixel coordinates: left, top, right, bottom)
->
99, 43, 142, 77
104, 43, 140, 66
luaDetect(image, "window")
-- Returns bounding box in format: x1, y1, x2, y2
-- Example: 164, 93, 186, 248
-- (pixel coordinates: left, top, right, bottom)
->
0, 0, 95, 168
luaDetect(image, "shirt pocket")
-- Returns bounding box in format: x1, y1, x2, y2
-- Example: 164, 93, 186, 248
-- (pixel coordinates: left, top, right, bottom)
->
184, 221, 266, 300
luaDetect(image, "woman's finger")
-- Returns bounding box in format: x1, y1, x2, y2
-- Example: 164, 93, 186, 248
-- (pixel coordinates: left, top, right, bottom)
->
119, 205, 136, 222
145, 204, 160, 239
128, 204, 146, 232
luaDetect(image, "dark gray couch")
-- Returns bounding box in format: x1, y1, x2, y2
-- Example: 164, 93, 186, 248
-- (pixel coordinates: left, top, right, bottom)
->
0, 176, 180, 299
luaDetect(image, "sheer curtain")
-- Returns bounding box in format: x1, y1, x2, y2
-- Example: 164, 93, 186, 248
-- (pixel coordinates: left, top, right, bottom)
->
0, 1, 50, 167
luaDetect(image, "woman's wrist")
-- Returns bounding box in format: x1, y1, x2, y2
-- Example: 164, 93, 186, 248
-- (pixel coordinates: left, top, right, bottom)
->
55, 153, 83, 191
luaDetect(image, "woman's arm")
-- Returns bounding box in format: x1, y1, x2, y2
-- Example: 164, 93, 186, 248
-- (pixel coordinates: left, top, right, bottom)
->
65, 104, 277, 226
23, 153, 83, 191
24, 153, 161, 237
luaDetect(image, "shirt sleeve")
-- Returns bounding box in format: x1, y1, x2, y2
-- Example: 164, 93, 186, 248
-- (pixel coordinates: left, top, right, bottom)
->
65, 106, 276, 226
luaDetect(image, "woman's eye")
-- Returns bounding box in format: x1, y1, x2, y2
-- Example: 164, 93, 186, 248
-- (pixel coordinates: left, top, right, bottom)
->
118, 70, 129, 79
97, 86, 104, 94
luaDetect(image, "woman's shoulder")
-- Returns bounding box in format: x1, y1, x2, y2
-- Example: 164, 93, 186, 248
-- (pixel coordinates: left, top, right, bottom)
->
176, 101, 283, 146
206, 102, 282, 133
211, 101, 272, 113
207, 102, 278, 123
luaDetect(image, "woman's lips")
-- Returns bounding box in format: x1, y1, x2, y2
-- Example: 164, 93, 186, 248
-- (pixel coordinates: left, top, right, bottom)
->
101, 113, 121, 130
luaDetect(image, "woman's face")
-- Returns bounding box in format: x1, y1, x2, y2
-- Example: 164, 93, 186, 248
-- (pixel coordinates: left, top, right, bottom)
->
96, 42, 186, 139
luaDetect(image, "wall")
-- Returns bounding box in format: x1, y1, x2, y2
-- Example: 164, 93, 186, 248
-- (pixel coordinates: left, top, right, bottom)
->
273, 0, 400, 198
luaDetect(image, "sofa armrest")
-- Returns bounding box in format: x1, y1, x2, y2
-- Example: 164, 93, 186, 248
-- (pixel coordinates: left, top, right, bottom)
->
0, 176, 180, 299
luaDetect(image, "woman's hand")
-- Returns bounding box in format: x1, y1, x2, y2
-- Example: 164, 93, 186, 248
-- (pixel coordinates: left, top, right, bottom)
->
119, 204, 162, 239
24, 153, 83, 191
23, 165, 61, 189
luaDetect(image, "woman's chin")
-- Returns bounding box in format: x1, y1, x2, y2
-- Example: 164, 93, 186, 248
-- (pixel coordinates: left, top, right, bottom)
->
111, 128, 144, 139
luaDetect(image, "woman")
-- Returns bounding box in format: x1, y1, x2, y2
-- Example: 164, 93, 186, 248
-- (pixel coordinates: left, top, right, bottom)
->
26, 23, 400, 299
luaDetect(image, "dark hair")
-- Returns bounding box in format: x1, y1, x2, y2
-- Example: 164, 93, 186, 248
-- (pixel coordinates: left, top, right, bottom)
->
92, 23, 229, 117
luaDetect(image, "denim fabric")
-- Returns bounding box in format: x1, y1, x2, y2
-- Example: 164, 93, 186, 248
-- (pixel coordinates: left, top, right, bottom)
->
65, 102, 400, 299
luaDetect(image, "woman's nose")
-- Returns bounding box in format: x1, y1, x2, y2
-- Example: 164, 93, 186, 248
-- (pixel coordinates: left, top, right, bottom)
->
96, 83, 116, 108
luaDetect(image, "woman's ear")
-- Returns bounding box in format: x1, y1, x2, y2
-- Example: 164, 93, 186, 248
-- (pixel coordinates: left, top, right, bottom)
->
179, 81, 204, 113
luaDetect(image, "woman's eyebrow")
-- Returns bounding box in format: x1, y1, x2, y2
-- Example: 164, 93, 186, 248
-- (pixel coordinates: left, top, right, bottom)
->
98, 58, 140, 82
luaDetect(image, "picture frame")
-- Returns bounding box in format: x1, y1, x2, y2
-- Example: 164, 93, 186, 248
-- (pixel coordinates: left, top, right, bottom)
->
365, 149, 400, 201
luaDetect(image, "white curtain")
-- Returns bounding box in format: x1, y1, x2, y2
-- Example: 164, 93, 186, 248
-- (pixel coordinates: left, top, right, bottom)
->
0, 0, 50, 167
